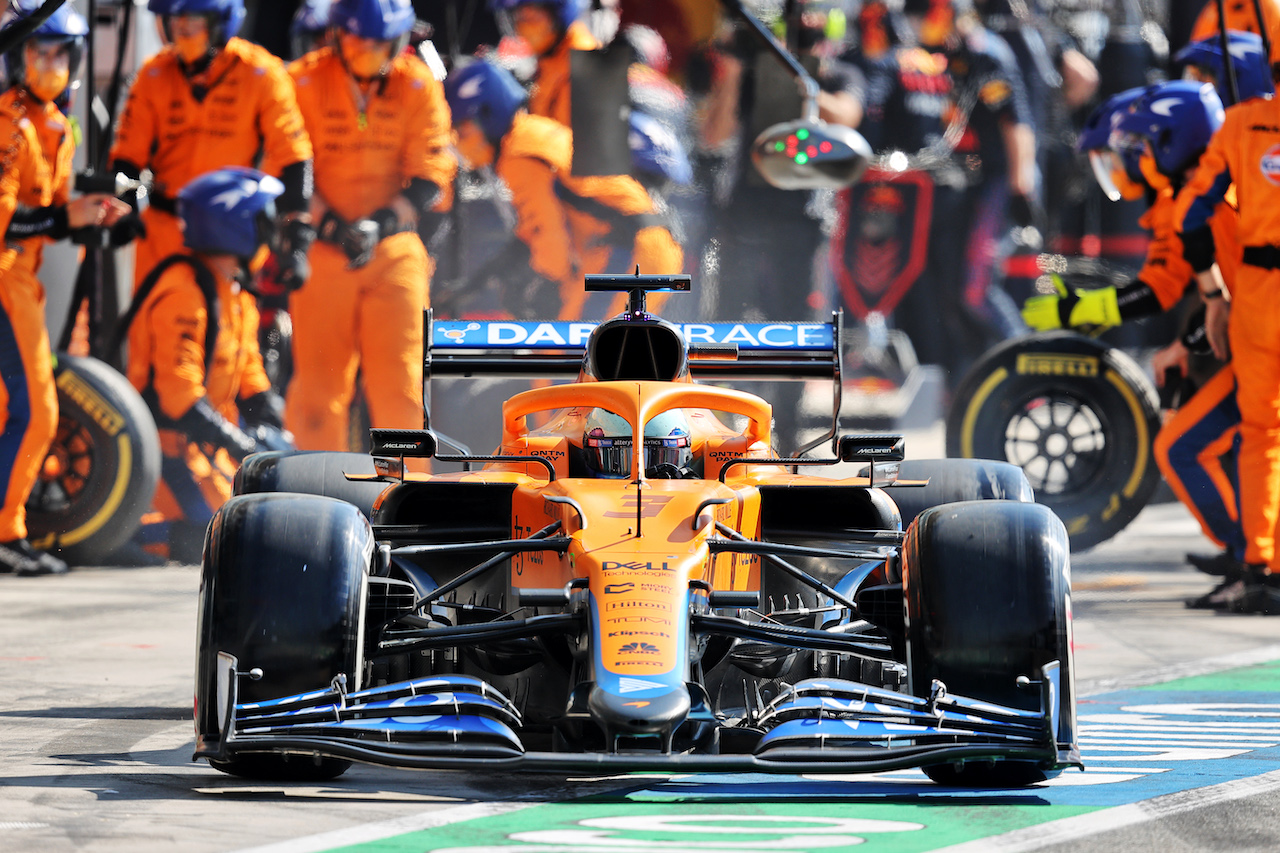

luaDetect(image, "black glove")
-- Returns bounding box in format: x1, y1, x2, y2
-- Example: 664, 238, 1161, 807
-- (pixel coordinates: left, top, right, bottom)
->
176, 397, 261, 462
109, 211, 147, 247
319, 210, 379, 269
239, 389, 286, 430
275, 217, 316, 290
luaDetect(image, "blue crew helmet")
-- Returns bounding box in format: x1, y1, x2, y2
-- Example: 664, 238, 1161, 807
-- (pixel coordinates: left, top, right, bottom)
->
1077, 86, 1148, 202
1177, 30, 1274, 105
0, 0, 89, 105
444, 59, 528, 143
147, 0, 246, 48
582, 409, 693, 479
177, 167, 283, 260
1109, 81, 1225, 181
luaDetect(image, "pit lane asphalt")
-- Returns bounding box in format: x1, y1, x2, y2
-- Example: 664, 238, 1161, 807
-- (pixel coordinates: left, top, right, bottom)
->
3, 427, 1278, 852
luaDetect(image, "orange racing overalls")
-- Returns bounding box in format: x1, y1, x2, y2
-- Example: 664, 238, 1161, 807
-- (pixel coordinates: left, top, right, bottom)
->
497, 112, 683, 320
284, 47, 455, 451
109, 37, 313, 289
528, 20, 600, 127
126, 254, 271, 554
0, 88, 60, 542
1179, 95, 1280, 570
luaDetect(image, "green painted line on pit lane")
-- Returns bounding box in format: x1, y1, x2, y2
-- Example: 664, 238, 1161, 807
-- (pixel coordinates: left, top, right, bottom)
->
330, 799, 1099, 853
1132, 658, 1280, 693
323, 659, 1280, 853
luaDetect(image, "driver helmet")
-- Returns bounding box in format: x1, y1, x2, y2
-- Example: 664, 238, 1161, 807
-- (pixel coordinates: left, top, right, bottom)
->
582, 409, 692, 479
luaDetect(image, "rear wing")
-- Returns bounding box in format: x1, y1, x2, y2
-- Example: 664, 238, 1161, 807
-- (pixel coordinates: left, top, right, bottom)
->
424, 310, 844, 382
423, 308, 844, 456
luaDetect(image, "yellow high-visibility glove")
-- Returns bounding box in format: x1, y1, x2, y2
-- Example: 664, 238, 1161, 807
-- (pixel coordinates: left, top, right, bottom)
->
1021, 275, 1122, 331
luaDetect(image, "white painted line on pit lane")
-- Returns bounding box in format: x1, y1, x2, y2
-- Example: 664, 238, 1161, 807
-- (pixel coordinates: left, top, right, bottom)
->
228, 646, 1280, 852
1078, 642, 1280, 695
231, 800, 537, 853
928, 768, 1280, 853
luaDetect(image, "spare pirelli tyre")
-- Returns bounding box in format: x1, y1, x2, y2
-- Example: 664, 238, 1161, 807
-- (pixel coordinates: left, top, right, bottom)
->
945, 332, 1161, 552
26, 353, 160, 565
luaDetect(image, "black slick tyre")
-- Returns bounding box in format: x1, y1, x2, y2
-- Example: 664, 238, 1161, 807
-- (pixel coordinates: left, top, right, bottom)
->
891, 458, 1033, 530
233, 450, 387, 518
945, 332, 1160, 552
195, 493, 373, 781
25, 353, 160, 564
902, 499, 1075, 787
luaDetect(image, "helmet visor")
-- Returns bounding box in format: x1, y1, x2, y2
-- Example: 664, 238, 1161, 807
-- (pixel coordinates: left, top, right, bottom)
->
584, 433, 633, 478
1089, 148, 1144, 202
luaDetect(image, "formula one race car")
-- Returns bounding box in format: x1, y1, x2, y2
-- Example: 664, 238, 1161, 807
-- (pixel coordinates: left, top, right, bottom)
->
194, 275, 1080, 787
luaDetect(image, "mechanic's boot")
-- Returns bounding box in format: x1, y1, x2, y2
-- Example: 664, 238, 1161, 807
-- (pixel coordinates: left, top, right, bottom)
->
0, 538, 69, 576
1186, 550, 1242, 578
1185, 576, 1249, 609
1234, 569, 1280, 615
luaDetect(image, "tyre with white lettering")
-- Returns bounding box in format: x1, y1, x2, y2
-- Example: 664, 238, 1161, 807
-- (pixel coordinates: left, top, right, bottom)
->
945, 332, 1160, 552
903, 499, 1076, 787
26, 353, 160, 564
196, 493, 371, 781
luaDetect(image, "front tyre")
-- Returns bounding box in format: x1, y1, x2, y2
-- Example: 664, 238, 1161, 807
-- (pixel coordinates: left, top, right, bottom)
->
195, 493, 373, 781
903, 500, 1075, 787
26, 354, 160, 564
945, 332, 1160, 552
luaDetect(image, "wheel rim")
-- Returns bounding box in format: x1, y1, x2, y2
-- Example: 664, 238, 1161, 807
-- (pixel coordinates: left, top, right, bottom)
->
1002, 391, 1107, 498
29, 416, 96, 514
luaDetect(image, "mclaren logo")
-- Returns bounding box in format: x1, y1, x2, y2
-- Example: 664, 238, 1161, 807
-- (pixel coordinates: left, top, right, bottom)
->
1016, 353, 1099, 377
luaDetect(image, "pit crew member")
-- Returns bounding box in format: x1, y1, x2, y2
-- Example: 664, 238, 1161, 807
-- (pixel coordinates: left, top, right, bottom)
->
1025, 81, 1249, 605
490, 0, 599, 127
1177, 66, 1280, 613
445, 60, 683, 322
124, 167, 285, 564
284, 0, 456, 452
109, 0, 314, 292
0, 2, 128, 576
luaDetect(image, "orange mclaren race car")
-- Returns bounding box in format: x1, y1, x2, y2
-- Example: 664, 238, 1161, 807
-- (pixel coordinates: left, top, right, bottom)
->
193, 275, 1079, 786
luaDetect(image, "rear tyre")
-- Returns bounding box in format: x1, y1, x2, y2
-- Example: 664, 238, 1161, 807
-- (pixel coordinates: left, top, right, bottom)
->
903, 500, 1074, 787
233, 450, 387, 518
891, 458, 1033, 530
195, 493, 373, 781
26, 354, 160, 564
945, 332, 1160, 552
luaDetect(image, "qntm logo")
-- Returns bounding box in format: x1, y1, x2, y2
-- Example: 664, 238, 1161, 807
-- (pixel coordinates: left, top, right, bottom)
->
429, 815, 924, 853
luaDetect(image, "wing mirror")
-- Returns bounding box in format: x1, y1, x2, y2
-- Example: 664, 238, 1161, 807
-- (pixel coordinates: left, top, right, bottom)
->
369, 428, 437, 459
752, 119, 873, 190
837, 434, 906, 463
